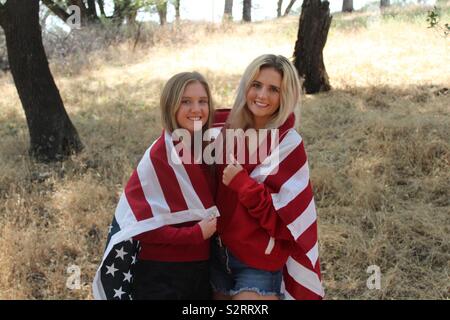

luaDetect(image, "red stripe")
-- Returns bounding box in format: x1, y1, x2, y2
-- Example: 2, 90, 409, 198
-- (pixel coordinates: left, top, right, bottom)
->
283, 267, 323, 300
183, 162, 214, 209
295, 221, 319, 254
263, 141, 307, 193
277, 182, 314, 226
124, 170, 153, 221
150, 136, 188, 212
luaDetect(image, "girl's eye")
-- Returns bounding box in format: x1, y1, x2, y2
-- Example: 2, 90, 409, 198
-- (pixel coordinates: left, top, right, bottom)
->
270, 87, 280, 93
252, 82, 261, 88
181, 100, 190, 104
200, 100, 209, 104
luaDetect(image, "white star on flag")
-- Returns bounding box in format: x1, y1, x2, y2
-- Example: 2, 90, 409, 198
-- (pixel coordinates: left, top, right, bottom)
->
131, 254, 137, 265
105, 263, 118, 277
115, 247, 127, 260
123, 270, 132, 283
108, 225, 113, 234
113, 286, 125, 299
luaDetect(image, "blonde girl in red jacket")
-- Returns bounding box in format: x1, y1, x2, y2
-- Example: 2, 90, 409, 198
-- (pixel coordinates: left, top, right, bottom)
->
211, 54, 322, 300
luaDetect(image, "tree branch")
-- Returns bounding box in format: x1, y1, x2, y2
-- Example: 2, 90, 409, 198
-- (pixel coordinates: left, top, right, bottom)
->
41, 0, 70, 22
283, 0, 297, 16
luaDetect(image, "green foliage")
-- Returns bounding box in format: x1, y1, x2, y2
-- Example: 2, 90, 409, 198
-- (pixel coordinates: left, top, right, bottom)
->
426, 6, 449, 36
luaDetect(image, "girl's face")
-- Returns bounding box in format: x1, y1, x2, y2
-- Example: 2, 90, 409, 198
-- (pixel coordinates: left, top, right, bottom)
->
246, 67, 282, 129
175, 81, 209, 133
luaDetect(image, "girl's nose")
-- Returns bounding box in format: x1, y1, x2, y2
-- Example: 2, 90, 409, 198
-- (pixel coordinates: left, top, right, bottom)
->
257, 87, 268, 99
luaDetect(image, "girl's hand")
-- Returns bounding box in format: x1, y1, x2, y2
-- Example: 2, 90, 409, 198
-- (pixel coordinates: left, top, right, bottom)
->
198, 217, 217, 240
222, 154, 244, 186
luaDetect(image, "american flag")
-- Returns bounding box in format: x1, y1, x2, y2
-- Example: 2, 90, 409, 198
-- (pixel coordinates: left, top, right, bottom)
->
92, 130, 219, 300
248, 124, 325, 299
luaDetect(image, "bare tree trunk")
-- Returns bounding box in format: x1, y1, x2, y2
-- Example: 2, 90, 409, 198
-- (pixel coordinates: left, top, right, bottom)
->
277, 0, 283, 18
243, 0, 251, 22
157, 1, 167, 25
98, 0, 107, 17
0, 0, 83, 162
342, 0, 353, 12
293, 0, 332, 94
283, 0, 297, 16
174, 0, 180, 21
224, 0, 233, 21
380, 0, 390, 8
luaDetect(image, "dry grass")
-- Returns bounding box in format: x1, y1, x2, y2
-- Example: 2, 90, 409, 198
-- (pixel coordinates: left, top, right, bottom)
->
0, 4, 449, 299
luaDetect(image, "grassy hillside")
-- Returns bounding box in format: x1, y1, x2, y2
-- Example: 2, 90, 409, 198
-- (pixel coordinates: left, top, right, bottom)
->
0, 4, 448, 299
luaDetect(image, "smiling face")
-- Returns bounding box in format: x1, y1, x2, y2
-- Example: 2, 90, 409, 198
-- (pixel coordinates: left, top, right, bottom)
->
175, 81, 210, 133
246, 67, 282, 129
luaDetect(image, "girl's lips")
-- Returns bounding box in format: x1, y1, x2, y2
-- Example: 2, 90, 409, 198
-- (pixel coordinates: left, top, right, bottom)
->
254, 101, 269, 108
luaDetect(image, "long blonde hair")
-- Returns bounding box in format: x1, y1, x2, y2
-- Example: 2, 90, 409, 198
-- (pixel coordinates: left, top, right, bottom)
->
160, 72, 214, 132
227, 54, 301, 129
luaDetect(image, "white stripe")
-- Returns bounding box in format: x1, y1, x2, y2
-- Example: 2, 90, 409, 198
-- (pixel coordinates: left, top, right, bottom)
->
264, 237, 275, 255
285, 256, 324, 297
137, 145, 171, 215
250, 129, 302, 183
306, 242, 319, 268
114, 193, 137, 229
164, 132, 205, 210
271, 161, 310, 211
286, 198, 317, 240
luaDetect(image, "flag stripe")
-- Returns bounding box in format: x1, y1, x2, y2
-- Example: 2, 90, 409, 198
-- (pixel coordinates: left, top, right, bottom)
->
164, 132, 205, 211
250, 129, 302, 183
150, 136, 188, 213
124, 170, 152, 222
264, 141, 307, 193
137, 146, 170, 215
276, 181, 314, 225
285, 256, 324, 298
271, 161, 310, 211
287, 198, 317, 241
283, 266, 323, 300
115, 193, 138, 228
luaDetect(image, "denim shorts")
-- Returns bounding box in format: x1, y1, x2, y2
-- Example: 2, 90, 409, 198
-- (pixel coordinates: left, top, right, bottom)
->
210, 236, 283, 298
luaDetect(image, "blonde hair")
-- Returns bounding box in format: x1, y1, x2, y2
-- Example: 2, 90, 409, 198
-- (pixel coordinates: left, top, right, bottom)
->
228, 54, 301, 129
160, 72, 214, 132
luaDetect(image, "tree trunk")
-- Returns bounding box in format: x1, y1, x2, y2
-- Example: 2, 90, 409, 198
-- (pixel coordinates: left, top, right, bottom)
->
243, 0, 251, 22
283, 0, 297, 16
175, 0, 180, 21
342, 0, 353, 12
380, 0, 390, 8
86, 0, 98, 22
224, 0, 233, 21
98, 0, 107, 17
0, 0, 83, 162
157, 1, 167, 25
277, 0, 283, 18
293, 0, 332, 94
